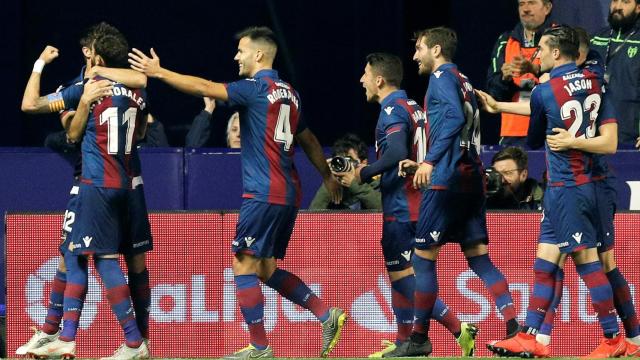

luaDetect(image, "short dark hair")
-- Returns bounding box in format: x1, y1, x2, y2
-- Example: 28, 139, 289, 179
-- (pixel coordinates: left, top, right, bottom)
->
366, 52, 403, 88
79, 22, 122, 48
93, 32, 129, 68
574, 27, 590, 49
331, 133, 368, 162
235, 26, 278, 49
542, 25, 580, 60
492, 146, 529, 170
413, 27, 457, 61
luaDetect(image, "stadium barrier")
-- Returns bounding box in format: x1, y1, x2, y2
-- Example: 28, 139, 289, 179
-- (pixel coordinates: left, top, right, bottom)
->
5, 211, 640, 357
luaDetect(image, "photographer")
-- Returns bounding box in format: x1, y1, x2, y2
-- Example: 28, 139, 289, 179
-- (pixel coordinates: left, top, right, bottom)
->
309, 133, 381, 210
486, 146, 543, 210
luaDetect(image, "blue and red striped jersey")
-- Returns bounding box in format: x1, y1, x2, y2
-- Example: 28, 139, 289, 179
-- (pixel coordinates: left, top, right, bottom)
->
528, 62, 617, 186
371, 90, 423, 222
225, 69, 306, 207
61, 78, 147, 189
423, 63, 484, 193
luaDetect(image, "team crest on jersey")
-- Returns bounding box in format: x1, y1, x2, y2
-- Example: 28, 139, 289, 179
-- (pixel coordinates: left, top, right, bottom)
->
384, 106, 394, 115
571, 232, 583, 244
400, 251, 412, 261
82, 236, 93, 247
628, 46, 638, 58
244, 236, 256, 247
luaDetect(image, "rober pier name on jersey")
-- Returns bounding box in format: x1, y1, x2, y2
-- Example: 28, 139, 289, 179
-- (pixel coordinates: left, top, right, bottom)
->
267, 87, 299, 108
112, 85, 147, 110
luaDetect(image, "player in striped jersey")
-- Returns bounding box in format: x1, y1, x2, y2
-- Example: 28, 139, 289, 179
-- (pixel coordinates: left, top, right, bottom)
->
349, 53, 476, 357
129, 26, 346, 359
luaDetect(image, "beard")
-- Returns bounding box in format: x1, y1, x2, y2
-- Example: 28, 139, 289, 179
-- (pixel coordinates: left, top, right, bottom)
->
608, 10, 639, 31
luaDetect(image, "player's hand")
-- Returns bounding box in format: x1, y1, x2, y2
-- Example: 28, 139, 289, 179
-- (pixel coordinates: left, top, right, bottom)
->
129, 48, 162, 78
323, 176, 343, 205
39, 46, 59, 64
81, 79, 113, 105
413, 162, 433, 189
501, 62, 514, 81
398, 159, 419, 177
475, 89, 499, 114
204, 97, 216, 113
546, 127, 575, 152
635, 136, 640, 149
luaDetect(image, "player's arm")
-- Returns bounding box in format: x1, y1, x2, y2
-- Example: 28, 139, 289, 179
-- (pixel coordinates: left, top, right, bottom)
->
359, 122, 408, 183
21, 46, 61, 113
526, 86, 547, 149
475, 89, 531, 116
66, 80, 114, 142
89, 66, 147, 88
296, 128, 342, 204
547, 95, 618, 154
128, 48, 228, 100
547, 123, 617, 154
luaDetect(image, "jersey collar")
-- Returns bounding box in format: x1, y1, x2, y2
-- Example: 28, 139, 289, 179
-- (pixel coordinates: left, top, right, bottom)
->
253, 69, 279, 80
380, 89, 407, 108
550, 62, 579, 79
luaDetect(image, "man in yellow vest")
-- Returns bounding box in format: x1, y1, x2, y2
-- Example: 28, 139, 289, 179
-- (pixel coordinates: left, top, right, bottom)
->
487, 0, 553, 147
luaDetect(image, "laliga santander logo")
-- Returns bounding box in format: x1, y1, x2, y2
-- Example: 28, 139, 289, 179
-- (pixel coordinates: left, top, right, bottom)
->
25, 257, 102, 329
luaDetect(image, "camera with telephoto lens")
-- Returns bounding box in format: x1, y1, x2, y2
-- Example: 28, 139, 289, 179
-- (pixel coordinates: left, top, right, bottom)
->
330, 156, 359, 173
485, 167, 504, 197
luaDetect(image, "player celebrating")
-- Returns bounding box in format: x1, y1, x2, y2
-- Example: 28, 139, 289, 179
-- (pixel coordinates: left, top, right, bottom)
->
26, 32, 150, 359
18, 22, 153, 360
128, 26, 346, 359
349, 52, 476, 357
387, 27, 519, 357
477, 27, 640, 357
486, 25, 625, 358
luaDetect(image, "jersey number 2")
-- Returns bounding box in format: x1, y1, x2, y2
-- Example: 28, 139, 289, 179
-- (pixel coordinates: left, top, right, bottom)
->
561, 94, 600, 138
274, 104, 293, 151
100, 107, 138, 154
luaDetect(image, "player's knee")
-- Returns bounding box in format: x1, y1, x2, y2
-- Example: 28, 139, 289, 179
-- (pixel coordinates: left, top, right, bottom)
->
58, 255, 67, 272
256, 259, 277, 281
232, 253, 259, 275
125, 253, 147, 273
462, 243, 488, 258
598, 250, 617, 273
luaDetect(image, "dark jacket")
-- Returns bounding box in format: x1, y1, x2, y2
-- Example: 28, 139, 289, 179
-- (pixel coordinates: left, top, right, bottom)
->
591, 21, 640, 144
486, 178, 543, 210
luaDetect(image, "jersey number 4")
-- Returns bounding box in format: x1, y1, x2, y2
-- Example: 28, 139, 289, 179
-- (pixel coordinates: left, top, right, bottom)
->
100, 107, 138, 155
561, 94, 600, 138
274, 104, 293, 151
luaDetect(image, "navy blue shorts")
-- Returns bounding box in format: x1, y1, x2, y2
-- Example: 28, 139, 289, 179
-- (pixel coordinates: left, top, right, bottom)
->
594, 178, 617, 253
538, 184, 598, 254
232, 199, 298, 259
61, 182, 80, 241
67, 183, 129, 255
381, 220, 415, 272
415, 190, 488, 249
119, 181, 153, 256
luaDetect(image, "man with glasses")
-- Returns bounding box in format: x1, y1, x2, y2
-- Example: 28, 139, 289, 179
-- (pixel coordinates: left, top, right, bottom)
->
486, 147, 543, 210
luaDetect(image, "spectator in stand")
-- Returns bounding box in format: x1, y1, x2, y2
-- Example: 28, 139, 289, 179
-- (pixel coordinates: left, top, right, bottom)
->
591, 0, 640, 147
487, 0, 553, 147
185, 97, 241, 148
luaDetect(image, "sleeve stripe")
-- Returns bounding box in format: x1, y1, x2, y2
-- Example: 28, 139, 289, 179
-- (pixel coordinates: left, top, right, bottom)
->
48, 99, 65, 112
